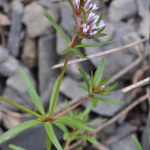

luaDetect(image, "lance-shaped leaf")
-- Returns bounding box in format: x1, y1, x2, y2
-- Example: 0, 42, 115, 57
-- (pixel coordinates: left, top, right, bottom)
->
61, 46, 72, 54
75, 147, 82, 150
132, 135, 143, 150
49, 76, 60, 117
101, 82, 118, 93
83, 101, 92, 116
77, 85, 88, 92
19, 68, 45, 116
53, 116, 96, 132
0, 97, 44, 120
97, 26, 105, 34
102, 76, 110, 85
63, 132, 71, 140
44, 122, 63, 150
99, 93, 111, 96
91, 71, 94, 88
93, 33, 108, 38
85, 118, 107, 125
68, 0, 75, 12
92, 97, 98, 107
65, 99, 73, 117
76, 41, 115, 47
94, 97, 123, 104
81, 7, 86, 24
69, 29, 81, 35
94, 57, 105, 85
96, 12, 103, 26
74, 136, 99, 146
72, 48, 88, 59
9, 145, 26, 150
73, 129, 84, 138
0, 120, 42, 144
43, 11, 71, 44
53, 122, 68, 133
78, 68, 90, 92
79, 0, 84, 13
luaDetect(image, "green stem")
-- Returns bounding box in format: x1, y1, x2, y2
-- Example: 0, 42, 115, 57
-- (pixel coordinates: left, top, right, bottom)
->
48, 51, 72, 118
0, 96, 45, 120
46, 133, 51, 150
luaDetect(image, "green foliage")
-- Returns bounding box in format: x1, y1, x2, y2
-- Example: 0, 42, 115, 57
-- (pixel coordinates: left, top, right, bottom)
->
92, 97, 98, 107
85, 118, 107, 125
72, 48, 88, 59
132, 135, 143, 150
43, 10, 71, 44
44, 122, 63, 150
96, 12, 103, 26
69, 29, 80, 35
0, 120, 42, 144
65, 99, 74, 117
61, 47, 72, 54
81, 7, 86, 24
75, 147, 82, 150
100, 82, 118, 93
19, 67, 45, 116
97, 26, 105, 34
77, 85, 89, 92
9, 145, 26, 150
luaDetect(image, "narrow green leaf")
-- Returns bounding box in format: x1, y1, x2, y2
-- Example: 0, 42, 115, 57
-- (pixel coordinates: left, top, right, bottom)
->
0, 120, 42, 144
132, 135, 143, 150
69, 29, 80, 35
72, 129, 84, 139
85, 118, 107, 125
49, 76, 60, 117
81, 7, 86, 24
65, 99, 73, 117
9, 145, 26, 150
94, 57, 105, 85
96, 12, 103, 26
53, 116, 96, 132
44, 122, 63, 150
93, 33, 108, 38
77, 85, 88, 92
78, 68, 90, 92
75, 147, 82, 150
63, 132, 71, 140
91, 71, 94, 88
101, 82, 118, 93
43, 10, 71, 44
74, 136, 99, 146
78, 34, 84, 38
19, 68, 45, 116
92, 97, 98, 107
102, 76, 110, 85
53, 122, 68, 133
72, 48, 88, 59
68, 0, 75, 12
97, 26, 105, 34
99, 93, 111, 96
76, 41, 115, 47
94, 97, 123, 104
0, 97, 44, 120
83, 101, 92, 116
74, 109, 80, 117
61, 47, 72, 54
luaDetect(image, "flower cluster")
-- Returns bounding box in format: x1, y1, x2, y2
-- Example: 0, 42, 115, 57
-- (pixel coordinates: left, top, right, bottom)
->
71, 0, 105, 38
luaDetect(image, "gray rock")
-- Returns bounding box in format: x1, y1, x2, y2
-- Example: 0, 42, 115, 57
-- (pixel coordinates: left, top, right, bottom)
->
60, 76, 87, 99
0, 46, 9, 64
84, 21, 136, 80
0, 117, 63, 150
37, 0, 52, 7
22, 2, 59, 38
108, 0, 137, 21
108, 122, 137, 150
122, 32, 144, 56
21, 36, 37, 68
7, 1, 24, 57
0, 56, 18, 77
136, 0, 149, 18
38, 35, 60, 99
2, 66, 36, 112
0, 0, 5, 7
82, 87, 131, 117
138, 15, 149, 38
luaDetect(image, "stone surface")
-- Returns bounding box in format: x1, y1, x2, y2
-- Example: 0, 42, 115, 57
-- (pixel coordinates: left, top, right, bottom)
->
122, 32, 144, 56
0, 56, 18, 77
82, 87, 131, 117
0, 0, 5, 7
22, 2, 59, 38
38, 35, 60, 99
136, 0, 149, 18
138, 15, 149, 38
108, 0, 137, 21
0, 13, 10, 26
0, 46, 9, 64
108, 122, 137, 150
84, 21, 136, 80
0, 117, 63, 150
37, 0, 52, 7
21, 35, 37, 68
7, 1, 24, 57
2, 65, 36, 112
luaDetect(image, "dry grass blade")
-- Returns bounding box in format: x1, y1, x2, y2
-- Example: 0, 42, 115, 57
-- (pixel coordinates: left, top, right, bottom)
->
52, 38, 149, 69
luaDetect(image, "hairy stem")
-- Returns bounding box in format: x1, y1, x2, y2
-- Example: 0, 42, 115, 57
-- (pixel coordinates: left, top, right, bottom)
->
46, 133, 51, 150
49, 51, 72, 118
53, 96, 89, 120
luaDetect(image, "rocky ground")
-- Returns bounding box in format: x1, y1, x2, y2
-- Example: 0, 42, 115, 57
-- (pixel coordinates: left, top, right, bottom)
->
0, 0, 149, 150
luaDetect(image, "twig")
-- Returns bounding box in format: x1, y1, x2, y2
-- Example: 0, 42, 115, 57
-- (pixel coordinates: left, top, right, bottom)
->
52, 38, 149, 69
121, 77, 150, 93
93, 142, 109, 150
